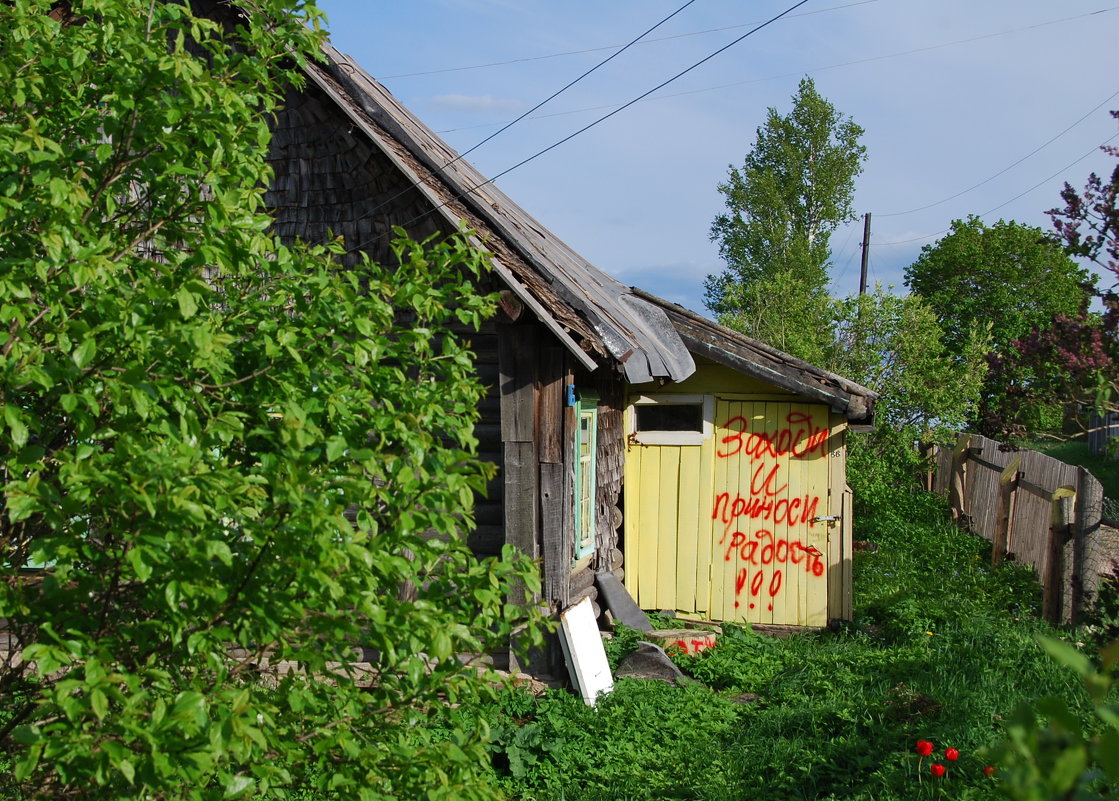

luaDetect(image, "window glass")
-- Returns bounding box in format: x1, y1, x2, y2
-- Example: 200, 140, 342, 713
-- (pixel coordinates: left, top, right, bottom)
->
635, 403, 703, 433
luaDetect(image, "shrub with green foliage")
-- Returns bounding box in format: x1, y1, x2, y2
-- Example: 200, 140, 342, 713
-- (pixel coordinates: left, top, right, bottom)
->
991, 638, 1119, 801
0, 2, 539, 799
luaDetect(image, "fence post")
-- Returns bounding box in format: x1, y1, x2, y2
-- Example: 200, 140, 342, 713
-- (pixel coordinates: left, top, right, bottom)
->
949, 435, 970, 524
992, 455, 1021, 566
1071, 467, 1105, 624
1044, 487, 1076, 625
919, 441, 937, 492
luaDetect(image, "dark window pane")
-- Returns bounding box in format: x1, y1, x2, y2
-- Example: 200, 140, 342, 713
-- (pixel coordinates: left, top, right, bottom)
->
635, 404, 702, 432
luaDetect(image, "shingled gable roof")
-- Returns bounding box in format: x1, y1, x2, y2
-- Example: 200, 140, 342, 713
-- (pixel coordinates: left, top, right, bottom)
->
301, 43, 694, 385
631, 288, 877, 426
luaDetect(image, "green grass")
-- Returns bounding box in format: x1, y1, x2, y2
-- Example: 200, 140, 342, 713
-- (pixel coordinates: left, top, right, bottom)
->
1018, 436, 1119, 500
449, 484, 1112, 801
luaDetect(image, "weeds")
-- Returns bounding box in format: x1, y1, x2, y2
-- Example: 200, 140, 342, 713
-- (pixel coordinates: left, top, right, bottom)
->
470, 477, 1107, 801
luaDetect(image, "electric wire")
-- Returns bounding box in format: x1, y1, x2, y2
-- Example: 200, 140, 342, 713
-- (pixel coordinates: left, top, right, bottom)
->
451, 0, 700, 166
347, 0, 813, 256
875, 132, 1119, 249
432, 6, 1119, 136
345, 0, 702, 238
879, 88, 1119, 217
379, 0, 878, 80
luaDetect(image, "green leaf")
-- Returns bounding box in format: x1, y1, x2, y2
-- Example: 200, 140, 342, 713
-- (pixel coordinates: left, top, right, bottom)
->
205, 540, 233, 566
3, 404, 29, 449
177, 286, 199, 319
90, 687, 108, 720
1047, 745, 1088, 793
223, 774, 255, 799
72, 336, 97, 369
1038, 636, 1092, 678
325, 435, 347, 462
126, 547, 153, 583
170, 691, 207, 726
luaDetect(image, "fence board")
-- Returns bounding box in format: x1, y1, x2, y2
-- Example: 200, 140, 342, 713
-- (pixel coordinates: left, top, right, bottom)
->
932, 434, 1105, 624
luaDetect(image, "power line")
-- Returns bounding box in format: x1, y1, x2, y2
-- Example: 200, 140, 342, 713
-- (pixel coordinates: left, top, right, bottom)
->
347, 0, 702, 234
456, 0, 700, 164
432, 5, 1119, 136
348, 0, 813, 256
874, 133, 1119, 249
379, 0, 878, 80
879, 88, 1119, 217
976, 132, 1119, 218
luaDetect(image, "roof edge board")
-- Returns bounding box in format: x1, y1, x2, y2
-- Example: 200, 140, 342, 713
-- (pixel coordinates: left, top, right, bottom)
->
632, 287, 878, 401
301, 59, 598, 372
486, 256, 601, 373
678, 329, 868, 420
318, 48, 685, 380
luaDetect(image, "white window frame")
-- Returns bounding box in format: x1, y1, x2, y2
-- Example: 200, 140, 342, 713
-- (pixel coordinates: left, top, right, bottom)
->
628, 393, 714, 446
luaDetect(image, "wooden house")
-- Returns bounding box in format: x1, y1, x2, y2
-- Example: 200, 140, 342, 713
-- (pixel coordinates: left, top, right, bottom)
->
263, 38, 877, 638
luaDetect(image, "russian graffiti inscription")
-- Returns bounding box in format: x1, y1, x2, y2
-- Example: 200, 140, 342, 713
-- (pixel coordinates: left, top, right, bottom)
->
713, 409, 827, 615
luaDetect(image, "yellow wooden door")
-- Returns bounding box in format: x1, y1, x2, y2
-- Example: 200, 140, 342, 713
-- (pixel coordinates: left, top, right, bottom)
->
625, 398, 832, 626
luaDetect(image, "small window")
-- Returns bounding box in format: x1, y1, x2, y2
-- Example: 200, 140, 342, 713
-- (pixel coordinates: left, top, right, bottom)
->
636, 403, 703, 433
628, 394, 713, 446
573, 393, 599, 562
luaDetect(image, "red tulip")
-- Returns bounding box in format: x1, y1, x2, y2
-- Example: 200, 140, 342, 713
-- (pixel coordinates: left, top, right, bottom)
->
930, 763, 946, 777
945, 747, 959, 761
916, 739, 934, 756
983, 765, 996, 777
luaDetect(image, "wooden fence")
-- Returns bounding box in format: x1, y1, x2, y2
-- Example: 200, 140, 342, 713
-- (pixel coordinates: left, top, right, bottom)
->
1088, 412, 1119, 458
929, 434, 1108, 625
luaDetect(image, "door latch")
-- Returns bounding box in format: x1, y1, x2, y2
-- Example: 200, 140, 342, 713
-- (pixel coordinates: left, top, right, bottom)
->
811, 515, 840, 524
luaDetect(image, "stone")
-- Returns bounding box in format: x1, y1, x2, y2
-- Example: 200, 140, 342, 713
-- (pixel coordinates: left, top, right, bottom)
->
615, 641, 687, 684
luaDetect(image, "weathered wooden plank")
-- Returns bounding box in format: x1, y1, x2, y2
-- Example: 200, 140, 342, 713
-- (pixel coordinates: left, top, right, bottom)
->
694, 429, 715, 619
498, 324, 537, 444
657, 447, 681, 613
636, 447, 662, 610
1044, 492, 1075, 625
827, 412, 850, 622
623, 415, 642, 604
675, 444, 701, 614
541, 462, 568, 606
503, 441, 539, 561
992, 456, 1022, 566
539, 345, 567, 605
538, 345, 564, 465
1072, 467, 1104, 624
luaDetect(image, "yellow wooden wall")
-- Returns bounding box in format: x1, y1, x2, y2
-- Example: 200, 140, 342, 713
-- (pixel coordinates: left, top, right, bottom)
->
623, 365, 850, 626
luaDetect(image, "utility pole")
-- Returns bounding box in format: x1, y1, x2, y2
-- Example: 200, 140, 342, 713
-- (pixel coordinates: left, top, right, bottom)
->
858, 212, 871, 295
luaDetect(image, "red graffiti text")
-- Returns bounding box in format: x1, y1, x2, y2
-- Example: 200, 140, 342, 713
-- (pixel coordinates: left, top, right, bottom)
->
722, 528, 825, 578
717, 411, 829, 461
711, 490, 820, 535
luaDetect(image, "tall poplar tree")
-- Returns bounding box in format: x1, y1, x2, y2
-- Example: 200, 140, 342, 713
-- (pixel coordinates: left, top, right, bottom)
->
706, 78, 866, 364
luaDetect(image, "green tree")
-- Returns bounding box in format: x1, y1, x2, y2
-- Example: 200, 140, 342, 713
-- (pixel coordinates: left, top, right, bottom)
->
706, 77, 866, 364
827, 288, 989, 504
0, 2, 536, 799
829, 288, 990, 438
905, 216, 1095, 359
905, 216, 1097, 435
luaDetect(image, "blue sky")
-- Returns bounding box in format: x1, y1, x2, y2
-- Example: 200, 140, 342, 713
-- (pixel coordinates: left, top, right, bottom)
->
315, 0, 1118, 314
